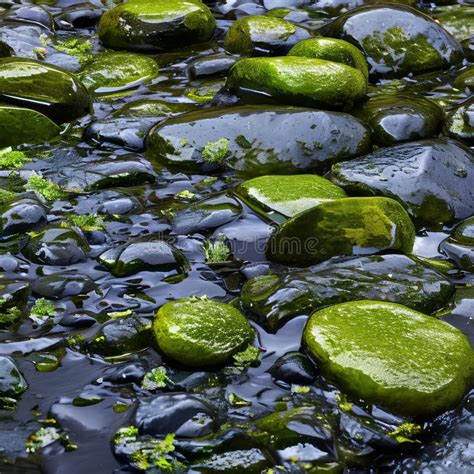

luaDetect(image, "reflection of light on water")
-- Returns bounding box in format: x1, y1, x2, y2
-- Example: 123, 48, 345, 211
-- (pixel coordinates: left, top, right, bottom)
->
413, 232, 449, 258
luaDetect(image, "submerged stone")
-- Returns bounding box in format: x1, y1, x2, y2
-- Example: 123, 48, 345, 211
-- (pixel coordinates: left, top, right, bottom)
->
288, 37, 368, 81
32, 272, 97, 299
188, 53, 237, 79
98, 0, 216, 52
439, 217, 474, 272
0, 356, 28, 397
303, 300, 474, 418
78, 52, 159, 95
443, 99, 474, 145
147, 106, 371, 176
356, 94, 444, 146
331, 139, 474, 227
226, 57, 367, 109
454, 66, 474, 93
153, 298, 254, 367
0, 198, 47, 238
266, 197, 415, 267
224, 15, 311, 56
0, 58, 91, 123
241, 254, 454, 331
322, 5, 463, 78
235, 174, 347, 218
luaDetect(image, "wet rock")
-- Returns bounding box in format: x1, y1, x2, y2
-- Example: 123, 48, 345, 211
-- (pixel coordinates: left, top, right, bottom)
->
191, 448, 272, 472
224, 15, 311, 56
134, 393, 218, 437
356, 94, 444, 146
0, 198, 47, 238
98, 0, 216, 52
147, 106, 371, 176
235, 174, 347, 219
59, 311, 99, 329
0, 22, 53, 59
0, 280, 30, 327
322, 4, 463, 78
443, 99, 474, 145
188, 53, 237, 79
268, 351, 317, 385
266, 197, 415, 267
461, 35, 474, 61
0, 356, 28, 397
2, 5, 53, 30
454, 66, 474, 93
22, 226, 90, 266
54, 3, 104, 30
226, 56, 367, 109
78, 52, 159, 95
331, 139, 474, 227
288, 37, 368, 80
32, 272, 97, 299
0, 58, 91, 123
303, 300, 474, 418
434, 4, 474, 41
439, 216, 474, 271
241, 254, 455, 330
153, 298, 254, 367
98, 235, 188, 277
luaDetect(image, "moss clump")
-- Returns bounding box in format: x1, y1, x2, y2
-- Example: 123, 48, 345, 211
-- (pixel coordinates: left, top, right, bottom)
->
388, 422, 423, 443
204, 239, 231, 263
63, 214, 105, 231
54, 38, 93, 63
25, 175, 69, 202
30, 298, 55, 324
0, 149, 30, 170
141, 366, 173, 390
233, 345, 261, 368
0, 189, 16, 205
201, 138, 230, 164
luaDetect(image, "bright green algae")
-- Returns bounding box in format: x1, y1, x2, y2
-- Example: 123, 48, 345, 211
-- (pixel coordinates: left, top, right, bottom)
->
266, 197, 415, 266
303, 300, 474, 418
153, 298, 254, 367
226, 56, 367, 109
236, 174, 347, 218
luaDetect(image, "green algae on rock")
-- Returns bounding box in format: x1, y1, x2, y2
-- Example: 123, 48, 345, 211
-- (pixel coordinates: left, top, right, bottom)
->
78, 52, 159, 95
443, 99, 473, 145
98, 0, 216, 52
153, 298, 254, 367
266, 197, 415, 266
0, 104, 60, 148
0, 58, 91, 123
226, 57, 367, 109
235, 174, 347, 218
303, 300, 474, 418
434, 5, 474, 41
322, 5, 463, 78
224, 15, 311, 56
147, 106, 371, 176
454, 66, 474, 93
288, 37, 369, 81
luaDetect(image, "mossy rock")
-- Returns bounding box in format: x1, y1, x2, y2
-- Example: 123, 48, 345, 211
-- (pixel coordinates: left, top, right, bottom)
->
266, 197, 415, 266
98, 0, 216, 52
0, 58, 91, 124
153, 298, 254, 367
0, 104, 60, 148
224, 15, 311, 56
78, 52, 159, 95
355, 93, 444, 146
303, 300, 474, 418
235, 174, 347, 219
443, 98, 473, 145
331, 139, 474, 227
434, 5, 474, 41
454, 66, 474, 93
288, 37, 368, 81
226, 57, 367, 109
322, 4, 463, 78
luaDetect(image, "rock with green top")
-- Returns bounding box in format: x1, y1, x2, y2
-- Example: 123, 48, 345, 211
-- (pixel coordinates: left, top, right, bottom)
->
434, 5, 474, 41
78, 52, 159, 95
224, 15, 311, 56
443, 99, 473, 145
0, 104, 60, 148
322, 5, 463, 78
454, 66, 474, 93
147, 106, 371, 176
439, 217, 474, 272
331, 139, 474, 227
153, 298, 254, 367
355, 94, 444, 146
226, 56, 367, 109
266, 197, 415, 266
303, 300, 474, 418
98, 0, 216, 52
288, 37, 368, 81
0, 58, 91, 123
235, 174, 347, 219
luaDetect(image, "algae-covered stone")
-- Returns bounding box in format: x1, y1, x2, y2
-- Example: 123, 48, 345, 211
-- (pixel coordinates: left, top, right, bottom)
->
303, 300, 474, 418
0, 58, 91, 123
147, 106, 371, 176
98, 0, 216, 52
322, 5, 463, 78
434, 5, 474, 41
235, 174, 347, 218
356, 94, 444, 146
153, 298, 254, 367
443, 99, 473, 145
288, 37, 368, 81
454, 67, 474, 93
331, 139, 474, 227
224, 15, 311, 56
266, 197, 415, 266
0, 104, 60, 148
241, 254, 454, 331
226, 57, 367, 109
78, 52, 159, 95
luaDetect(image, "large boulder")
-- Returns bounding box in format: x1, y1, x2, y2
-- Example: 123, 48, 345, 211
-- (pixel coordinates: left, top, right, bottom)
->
303, 300, 474, 418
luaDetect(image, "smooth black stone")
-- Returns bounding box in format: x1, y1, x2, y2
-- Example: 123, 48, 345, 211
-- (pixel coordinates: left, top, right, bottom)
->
32, 272, 97, 299
0, 355, 27, 397
188, 53, 237, 79
0, 199, 47, 238
59, 311, 98, 329
268, 351, 318, 385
